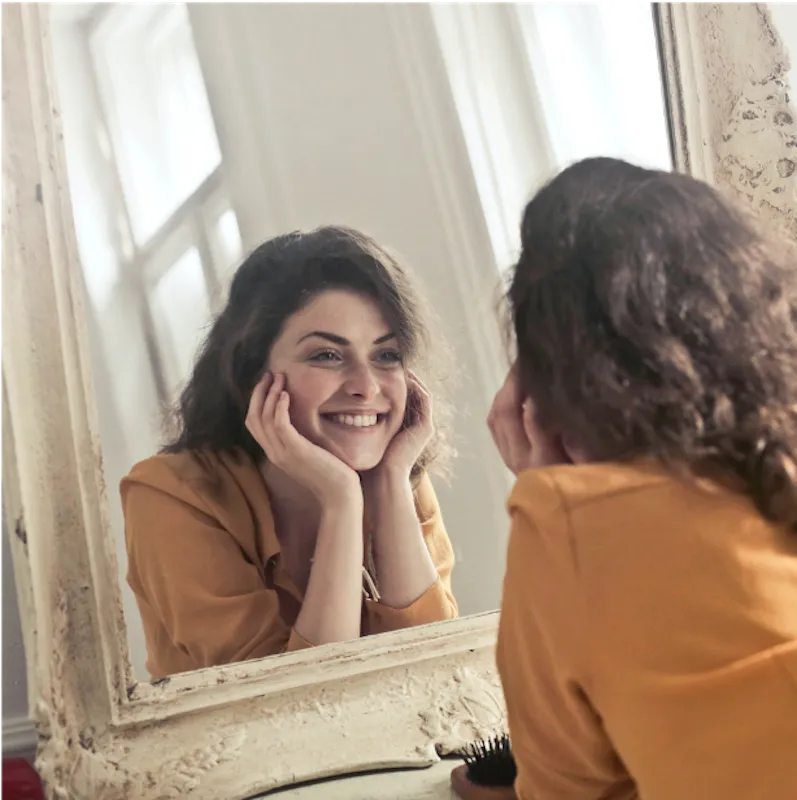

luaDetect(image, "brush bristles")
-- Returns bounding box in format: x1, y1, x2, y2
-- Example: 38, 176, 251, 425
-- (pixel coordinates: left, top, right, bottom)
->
464, 733, 517, 787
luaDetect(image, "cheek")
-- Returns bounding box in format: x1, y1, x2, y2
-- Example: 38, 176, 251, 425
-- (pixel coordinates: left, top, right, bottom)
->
282, 369, 336, 428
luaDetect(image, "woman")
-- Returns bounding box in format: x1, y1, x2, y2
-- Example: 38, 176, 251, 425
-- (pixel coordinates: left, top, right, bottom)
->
121, 225, 457, 679
458, 158, 797, 799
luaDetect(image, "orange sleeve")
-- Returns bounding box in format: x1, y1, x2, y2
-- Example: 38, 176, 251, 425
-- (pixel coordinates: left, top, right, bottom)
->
497, 474, 637, 800
365, 472, 458, 634
122, 478, 310, 673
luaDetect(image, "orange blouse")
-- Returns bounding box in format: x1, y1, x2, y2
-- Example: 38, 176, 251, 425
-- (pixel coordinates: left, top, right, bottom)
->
498, 460, 797, 800
120, 449, 457, 678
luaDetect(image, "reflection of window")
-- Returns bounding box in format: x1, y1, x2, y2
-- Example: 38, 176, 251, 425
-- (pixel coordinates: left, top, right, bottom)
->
92, 3, 222, 243
515, 3, 671, 172
150, 247, 212, 384
85, 3, 242, 399
432, 3, 671, 275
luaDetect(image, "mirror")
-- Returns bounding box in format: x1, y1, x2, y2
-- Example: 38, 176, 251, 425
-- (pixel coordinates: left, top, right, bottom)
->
48, 2, 671, 683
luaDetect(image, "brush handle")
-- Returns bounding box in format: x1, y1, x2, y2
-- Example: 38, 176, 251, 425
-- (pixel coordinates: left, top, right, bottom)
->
450, 766, 518, 800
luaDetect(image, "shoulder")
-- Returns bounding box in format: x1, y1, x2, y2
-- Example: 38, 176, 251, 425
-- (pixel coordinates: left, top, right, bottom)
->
508, 460, 794, 606
122, 451, 219, 497
120, 449, 264, 511
120, 449, 273, 556
505, 459, 748, 568
508, 460, 674, 525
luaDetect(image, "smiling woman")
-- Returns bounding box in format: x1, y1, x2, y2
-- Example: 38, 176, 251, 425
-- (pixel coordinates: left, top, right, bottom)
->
119, 225, 458, 678
265, 291, 409, 473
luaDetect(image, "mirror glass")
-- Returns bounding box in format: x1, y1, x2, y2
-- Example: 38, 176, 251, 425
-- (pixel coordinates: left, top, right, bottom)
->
50, 2, 671, 682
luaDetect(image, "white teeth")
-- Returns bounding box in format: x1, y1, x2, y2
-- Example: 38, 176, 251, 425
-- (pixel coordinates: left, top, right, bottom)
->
331, 414, 379, 427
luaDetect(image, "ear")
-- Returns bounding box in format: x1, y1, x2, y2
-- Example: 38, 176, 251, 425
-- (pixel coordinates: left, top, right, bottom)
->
521, 398, 551, 446
561, 431, 589, 464
520, 400, 536, 445
522, 400, 575, 467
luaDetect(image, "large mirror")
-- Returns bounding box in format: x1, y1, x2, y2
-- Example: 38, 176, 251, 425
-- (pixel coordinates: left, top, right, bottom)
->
48, 2, 672, 682
11, 3, 788, 798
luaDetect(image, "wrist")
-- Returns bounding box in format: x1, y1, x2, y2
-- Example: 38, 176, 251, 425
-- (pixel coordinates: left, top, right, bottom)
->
369, 462, 413, 486
317, 477, 363, 511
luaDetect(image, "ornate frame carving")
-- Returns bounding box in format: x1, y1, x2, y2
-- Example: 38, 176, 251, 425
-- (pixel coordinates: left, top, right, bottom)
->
3, 3, 791, 798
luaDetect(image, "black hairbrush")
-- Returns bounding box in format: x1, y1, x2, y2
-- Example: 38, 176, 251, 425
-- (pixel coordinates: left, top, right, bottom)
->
463, 732, 516, 788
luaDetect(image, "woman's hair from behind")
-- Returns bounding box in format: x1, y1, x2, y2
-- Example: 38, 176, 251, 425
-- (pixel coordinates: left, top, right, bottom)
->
164, 225, 452, 479
508, 156, 797, 530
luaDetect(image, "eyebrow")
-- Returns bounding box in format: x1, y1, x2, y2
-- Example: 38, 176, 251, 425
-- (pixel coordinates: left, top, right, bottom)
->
297, 331, 397, 346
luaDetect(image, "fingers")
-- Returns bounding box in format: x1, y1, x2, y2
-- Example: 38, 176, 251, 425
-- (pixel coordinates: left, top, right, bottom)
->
406, 370, 433, 428
271, 386, 304, 452
487, 367, 533, 475
245, 372, 293, 462
406, 369, 429, 395
260, 372, 283, 429
245, 371, 273, 442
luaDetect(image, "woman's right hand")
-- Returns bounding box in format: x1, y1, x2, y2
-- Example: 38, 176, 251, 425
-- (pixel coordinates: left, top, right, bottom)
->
246, 372, 361, 505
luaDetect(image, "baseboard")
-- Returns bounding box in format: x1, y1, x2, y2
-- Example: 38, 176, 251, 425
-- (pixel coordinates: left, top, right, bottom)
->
3, 714, 36, 759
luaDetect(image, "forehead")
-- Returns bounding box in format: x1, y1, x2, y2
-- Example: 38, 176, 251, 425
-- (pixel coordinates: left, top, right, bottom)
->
281, 289, 391, 342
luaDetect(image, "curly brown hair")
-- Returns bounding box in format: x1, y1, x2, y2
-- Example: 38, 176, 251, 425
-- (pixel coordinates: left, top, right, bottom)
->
508, 157, 797, 529
163, 225, 453, 481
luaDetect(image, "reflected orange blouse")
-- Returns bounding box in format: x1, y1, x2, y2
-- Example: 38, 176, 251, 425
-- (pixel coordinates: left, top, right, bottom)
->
498, 461, 797, 800
120, 449, 457, 678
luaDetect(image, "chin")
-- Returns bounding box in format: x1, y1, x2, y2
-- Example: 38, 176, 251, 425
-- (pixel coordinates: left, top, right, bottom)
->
338, 451, 385, 473
310, 429, 393, 473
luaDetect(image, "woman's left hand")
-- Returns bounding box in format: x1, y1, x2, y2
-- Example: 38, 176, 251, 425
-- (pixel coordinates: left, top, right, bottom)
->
488, 363, 571, 475
377, 370, 434, 477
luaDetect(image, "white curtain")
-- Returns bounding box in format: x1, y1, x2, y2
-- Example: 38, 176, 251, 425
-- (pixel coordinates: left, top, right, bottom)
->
433, 3, 672, 271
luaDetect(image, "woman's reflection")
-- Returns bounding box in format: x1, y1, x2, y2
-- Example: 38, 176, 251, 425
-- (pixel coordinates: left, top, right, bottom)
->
121, 226, 457, 679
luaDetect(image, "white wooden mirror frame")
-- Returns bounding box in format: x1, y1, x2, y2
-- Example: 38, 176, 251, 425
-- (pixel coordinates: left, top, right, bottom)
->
3, 4, 795, 798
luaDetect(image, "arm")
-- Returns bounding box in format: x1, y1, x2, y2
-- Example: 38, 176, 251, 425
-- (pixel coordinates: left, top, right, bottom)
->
293, 495, 364, 646
247, 372, 366, 647
364, 471, 457, 633
365, 466, 438, 608
497, 482, 637, 800
362, 371, 457, 631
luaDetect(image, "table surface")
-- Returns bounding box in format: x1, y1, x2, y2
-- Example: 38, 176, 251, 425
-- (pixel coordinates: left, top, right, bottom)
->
254, 760, 460, 799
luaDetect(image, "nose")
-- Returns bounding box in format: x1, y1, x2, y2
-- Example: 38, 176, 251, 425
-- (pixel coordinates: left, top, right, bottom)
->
343, 363, 381, 400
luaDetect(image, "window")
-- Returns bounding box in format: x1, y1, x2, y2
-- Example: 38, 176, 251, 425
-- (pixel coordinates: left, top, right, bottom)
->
83, 2, 243, 400
432, 3, 672, 275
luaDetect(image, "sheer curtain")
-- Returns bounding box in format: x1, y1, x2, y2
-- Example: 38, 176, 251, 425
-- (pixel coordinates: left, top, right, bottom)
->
433, 3, 672, 272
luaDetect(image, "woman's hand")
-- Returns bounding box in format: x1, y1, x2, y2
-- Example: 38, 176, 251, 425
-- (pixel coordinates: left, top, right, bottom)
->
377, 370, 434, 477
246, 372, 361, 504
487, 363, 571, 476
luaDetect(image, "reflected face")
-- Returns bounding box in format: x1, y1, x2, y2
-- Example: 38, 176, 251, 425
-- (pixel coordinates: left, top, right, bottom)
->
268, 289, 408, 471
